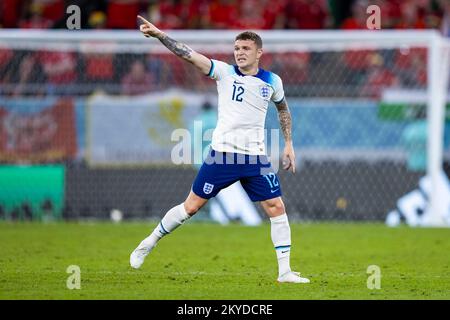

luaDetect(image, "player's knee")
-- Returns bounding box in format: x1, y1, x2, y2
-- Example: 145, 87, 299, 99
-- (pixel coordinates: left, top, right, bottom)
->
183, 201, 201, 216
265, 199, 285, 216
184, 191, 208, 216
273, 201, 285, 215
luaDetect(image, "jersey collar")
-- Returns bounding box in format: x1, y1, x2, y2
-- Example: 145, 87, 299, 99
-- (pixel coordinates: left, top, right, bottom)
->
234, 65, 265, 78
234, 65, 272, 85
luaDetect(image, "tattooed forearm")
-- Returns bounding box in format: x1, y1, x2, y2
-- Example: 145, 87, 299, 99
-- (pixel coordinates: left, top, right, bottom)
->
275, 98, 292, 142
158, 34, 193, 60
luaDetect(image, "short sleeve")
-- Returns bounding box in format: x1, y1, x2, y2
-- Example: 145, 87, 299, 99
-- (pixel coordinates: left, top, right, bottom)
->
270, 73, 285, 104
207, 59, 232, 81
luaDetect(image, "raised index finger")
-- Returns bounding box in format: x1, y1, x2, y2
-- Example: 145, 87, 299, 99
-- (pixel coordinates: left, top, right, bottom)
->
137, 15, 150, 25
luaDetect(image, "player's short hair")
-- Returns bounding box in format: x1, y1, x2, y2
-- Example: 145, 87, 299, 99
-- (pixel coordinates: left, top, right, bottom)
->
235, 31, 263, 49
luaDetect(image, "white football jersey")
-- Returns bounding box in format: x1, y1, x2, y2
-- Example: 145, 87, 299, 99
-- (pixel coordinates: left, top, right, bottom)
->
208, 59, 285, 155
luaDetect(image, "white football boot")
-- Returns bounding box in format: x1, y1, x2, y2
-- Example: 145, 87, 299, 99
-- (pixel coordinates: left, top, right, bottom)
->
277, 271, 310, 284
130, 241, 154, 269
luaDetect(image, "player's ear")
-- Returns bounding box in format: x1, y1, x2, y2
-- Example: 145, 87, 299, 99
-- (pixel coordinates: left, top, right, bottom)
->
257, 48, 263, 59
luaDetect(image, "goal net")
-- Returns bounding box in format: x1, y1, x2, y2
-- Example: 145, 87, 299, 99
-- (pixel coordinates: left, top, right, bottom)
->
0, 29, 449, 225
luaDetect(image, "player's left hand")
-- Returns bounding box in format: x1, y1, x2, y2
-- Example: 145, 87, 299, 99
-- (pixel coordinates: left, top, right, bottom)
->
282, 143, 296, 173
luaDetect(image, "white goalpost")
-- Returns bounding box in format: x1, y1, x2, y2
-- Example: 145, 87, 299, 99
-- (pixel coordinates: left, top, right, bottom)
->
424, 33, 450, 226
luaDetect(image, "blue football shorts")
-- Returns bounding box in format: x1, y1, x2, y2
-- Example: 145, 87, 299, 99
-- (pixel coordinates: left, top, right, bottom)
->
192, 148, 282, 201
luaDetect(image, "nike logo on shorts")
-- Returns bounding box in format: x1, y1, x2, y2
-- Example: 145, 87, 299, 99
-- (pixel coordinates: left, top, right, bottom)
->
271, 189, 280, 193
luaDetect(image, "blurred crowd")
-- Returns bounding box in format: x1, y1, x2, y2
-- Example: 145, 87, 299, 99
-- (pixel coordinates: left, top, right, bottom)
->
0, 0, 448, 31
0, 0, 447, 98
0, 48, 428, 98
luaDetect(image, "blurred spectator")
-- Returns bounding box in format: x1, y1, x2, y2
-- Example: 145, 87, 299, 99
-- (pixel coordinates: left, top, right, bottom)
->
83, 50, 114, 89
19, 2, 53, 29
439, 0, 450, 36
38, 51, 77, 86
395, 0, 427, 29
341, 0, 368, 29
0, 0, 448, 99
378, 0, 403, 29
285, 0, 329, 29
121, 60, 155, 95
425, 5, 443, 30
0, 47, 14, 84
234, 0, 288, 30
262, 0, 288, 29
12, 53, 46, 96
234, 0, 266, 30
146, 52, 170, 89
106, 0, 140, 29
88, 10, 107, 29
347, 49, 375, 69
271, 52, 310, 86
178, 0, 207, 29
159, 54, 186, 87
1, 0, 25, 28
80, 42, 115, 88
81, 11, 114, 91
394, 48, 427, 87
147, 0, 182, 29
0, 0, 447, 31
149, 0, 206, 29
35, 0, 65, 23
203, 0, 239, 29
341, 0, 441, 30
361, 54, 401, 98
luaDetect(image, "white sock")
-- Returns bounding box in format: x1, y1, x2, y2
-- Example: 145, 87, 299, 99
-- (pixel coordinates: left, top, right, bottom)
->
270, 214, 292, 277
138, 203, 190, 249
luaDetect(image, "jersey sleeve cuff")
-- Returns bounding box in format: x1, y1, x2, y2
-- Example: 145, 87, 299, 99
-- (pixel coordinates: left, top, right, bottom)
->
207, 59, 215, 78
273, 96, 285, 104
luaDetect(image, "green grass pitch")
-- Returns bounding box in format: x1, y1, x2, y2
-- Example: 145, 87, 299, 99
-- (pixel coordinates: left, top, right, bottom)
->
1, 221, 449, 299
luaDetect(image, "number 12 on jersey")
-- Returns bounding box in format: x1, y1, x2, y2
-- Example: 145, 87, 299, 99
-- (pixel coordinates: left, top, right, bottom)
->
232, 84, 244, 102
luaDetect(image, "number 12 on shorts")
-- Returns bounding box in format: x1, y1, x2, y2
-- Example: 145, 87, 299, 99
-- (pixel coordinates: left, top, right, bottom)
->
264, 173, 279, 189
